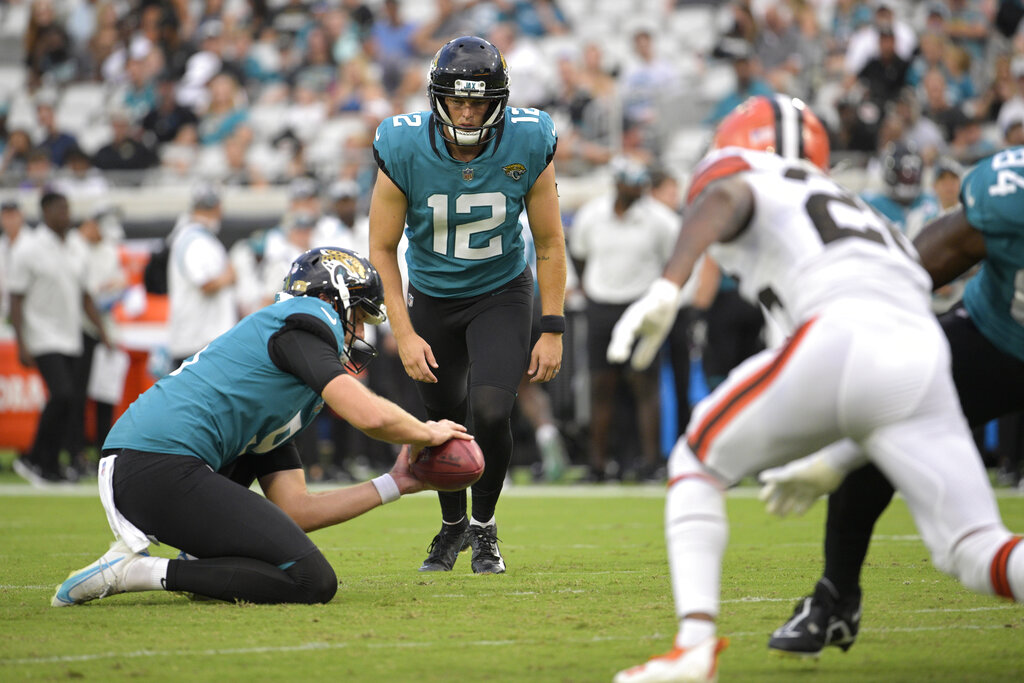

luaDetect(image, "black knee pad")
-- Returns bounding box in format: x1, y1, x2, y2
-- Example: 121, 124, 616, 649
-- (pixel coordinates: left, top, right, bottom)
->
285, 550, 338, 604
470, 385, 516, 431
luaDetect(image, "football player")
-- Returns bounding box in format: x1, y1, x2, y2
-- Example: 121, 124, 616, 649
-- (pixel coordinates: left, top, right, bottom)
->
860, 142, 939, 232
369, 36, 567, 574
762, 145, 1024, 658
606, 96, 1024, 682
52, 248, 470, 607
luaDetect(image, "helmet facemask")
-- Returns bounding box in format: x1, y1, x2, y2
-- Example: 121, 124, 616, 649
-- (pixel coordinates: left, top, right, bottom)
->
282, 247, 388, 374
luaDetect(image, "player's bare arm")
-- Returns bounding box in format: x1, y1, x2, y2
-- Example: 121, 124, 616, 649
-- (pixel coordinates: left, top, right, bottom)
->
912, 208, 987, 289
525, 162, 567, 382
368, 168, 438, 383
321, 372, 469, 453
663, 176, 754, 288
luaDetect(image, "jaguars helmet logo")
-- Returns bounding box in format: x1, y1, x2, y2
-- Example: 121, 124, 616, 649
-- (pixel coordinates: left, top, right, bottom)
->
503, 163, 527, 181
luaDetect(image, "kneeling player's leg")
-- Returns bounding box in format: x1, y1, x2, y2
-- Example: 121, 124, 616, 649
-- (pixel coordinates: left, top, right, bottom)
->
822, 463, 895, 598
114, 452, 336, 604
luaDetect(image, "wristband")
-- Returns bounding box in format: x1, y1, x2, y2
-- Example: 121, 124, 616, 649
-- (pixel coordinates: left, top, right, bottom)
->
539, 315, 566, 334
371, 474, 401, 504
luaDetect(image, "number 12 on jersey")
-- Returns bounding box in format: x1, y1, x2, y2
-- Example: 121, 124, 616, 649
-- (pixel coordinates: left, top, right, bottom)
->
427, 192, 508, 260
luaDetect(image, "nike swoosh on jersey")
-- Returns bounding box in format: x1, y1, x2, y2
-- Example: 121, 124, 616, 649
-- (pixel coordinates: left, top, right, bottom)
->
320, 306, 338, 325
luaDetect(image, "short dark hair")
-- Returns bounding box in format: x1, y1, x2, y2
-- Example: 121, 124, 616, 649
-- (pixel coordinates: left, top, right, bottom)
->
39, 190, 67, 212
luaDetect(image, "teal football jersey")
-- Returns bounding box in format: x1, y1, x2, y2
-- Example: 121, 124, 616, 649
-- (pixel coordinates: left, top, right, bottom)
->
961, 146, 1024, 362
373, 107, 557, 297
104, 296, 346, 471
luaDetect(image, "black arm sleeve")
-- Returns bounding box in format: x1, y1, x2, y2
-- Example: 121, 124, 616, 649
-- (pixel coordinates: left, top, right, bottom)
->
220, 442, 303, 488
268, 313, 346, 394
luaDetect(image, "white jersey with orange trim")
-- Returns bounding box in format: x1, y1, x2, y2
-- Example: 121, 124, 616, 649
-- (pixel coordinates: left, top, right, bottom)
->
690, 147, 932, 335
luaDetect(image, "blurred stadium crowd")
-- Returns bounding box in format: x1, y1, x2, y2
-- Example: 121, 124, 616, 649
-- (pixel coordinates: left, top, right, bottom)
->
3, 0, 1024, 485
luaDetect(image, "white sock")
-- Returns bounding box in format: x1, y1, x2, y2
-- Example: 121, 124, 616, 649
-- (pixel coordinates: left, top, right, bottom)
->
536, 423, 558, 446
471, 516, 495, 527
665, 469, 728, 623
675, 618, 717, 649
124, 556, 170, 592
443, 517, 466, 526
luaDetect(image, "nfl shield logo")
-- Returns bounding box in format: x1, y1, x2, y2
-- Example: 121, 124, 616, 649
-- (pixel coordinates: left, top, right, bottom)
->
462, 167, 474, 182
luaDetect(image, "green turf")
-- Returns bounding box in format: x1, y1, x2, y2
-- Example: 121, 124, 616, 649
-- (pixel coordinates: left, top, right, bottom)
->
1, 488, 1022, 682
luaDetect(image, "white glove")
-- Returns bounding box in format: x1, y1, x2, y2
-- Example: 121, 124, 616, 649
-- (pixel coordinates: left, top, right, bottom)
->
758, 454, 846, 517
606, 278, 683, 371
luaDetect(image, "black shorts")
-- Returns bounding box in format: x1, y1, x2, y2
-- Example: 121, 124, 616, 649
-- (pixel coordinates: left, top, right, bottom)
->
942, 304, 1024, 426
108, 449, 316, 565
408, 267, 534, 406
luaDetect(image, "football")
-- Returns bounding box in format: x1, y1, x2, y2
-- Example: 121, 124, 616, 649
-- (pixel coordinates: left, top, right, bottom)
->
411, 438, 485, 491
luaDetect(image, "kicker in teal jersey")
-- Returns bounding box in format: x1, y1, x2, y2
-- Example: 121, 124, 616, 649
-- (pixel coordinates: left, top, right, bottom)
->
961, 146, 1024, 363
103, 296, 344, 471
373, 106, 557, 298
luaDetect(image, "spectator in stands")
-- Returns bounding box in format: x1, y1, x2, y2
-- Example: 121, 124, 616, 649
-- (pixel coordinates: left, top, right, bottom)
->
35, 93, 79, 168
490, 22, 557, 109
852, 22, 909, 108
25, 0, 75, 87
619, 26, 682, 131
944, 43, 976, 106
550, 51, 614, 172
997, 56, 1024, 136
197, 72, 249, 145
116, 55, 159, 122
53, 146, 109, 199
921, 66, 963, 141
895, 87, 947, 164
706, 42, 773, 125
844, 0, 916, 79
0, 130, 33, 179
977, 53, 1015, 124
142, 71, 200, 145
495, 0, 570, 38
569, 158, 679, 482
289, 27, 336, 95
944, 0, 989, 67
9, 191, 110, 485
948, 110, 998, 164
366, 0, 433, 96
329, 55, 383, 114
80, 2, 121, 82
218, 129, 266, 187
92, 108, 160, 176
20, 149, 55, 191
284, 78, 328, 144
167, 184, 237, 370
754, 2, 806, 96
177, 20, 225, 111
906, 31, 950, 92
244, 24, 286, 90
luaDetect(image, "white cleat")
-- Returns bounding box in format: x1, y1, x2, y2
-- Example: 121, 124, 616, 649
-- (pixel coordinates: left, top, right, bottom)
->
51, 539, 148, 607
613, 637, 728, 683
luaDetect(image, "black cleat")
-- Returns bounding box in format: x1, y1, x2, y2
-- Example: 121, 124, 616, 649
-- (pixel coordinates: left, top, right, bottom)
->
418, 520, 470, 572
768, 579, 861, 658
468, 522, 506, 574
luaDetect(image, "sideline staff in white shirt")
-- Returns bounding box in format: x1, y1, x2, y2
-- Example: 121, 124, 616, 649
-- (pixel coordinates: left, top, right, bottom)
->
8, 191, 111, 484
167, 184, 237, 368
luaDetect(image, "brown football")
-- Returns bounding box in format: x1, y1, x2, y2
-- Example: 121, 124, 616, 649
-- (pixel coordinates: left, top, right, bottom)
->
411, 438, 485, 491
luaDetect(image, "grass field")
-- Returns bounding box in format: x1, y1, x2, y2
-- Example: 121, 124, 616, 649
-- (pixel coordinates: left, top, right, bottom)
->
1, 484, 1022, 682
